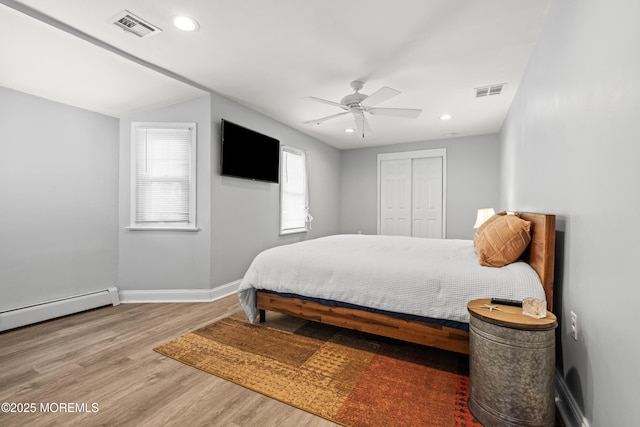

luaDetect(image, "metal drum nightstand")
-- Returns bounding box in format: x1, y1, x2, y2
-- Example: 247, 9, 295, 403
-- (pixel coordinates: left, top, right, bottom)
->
467, 298, 557, 427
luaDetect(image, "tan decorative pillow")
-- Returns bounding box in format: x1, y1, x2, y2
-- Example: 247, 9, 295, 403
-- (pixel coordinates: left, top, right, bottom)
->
474, 211, 532, 267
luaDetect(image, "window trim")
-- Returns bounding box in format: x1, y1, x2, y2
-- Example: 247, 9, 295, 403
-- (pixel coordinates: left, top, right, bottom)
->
127, 122, 199, 231
279, 145, 309, 235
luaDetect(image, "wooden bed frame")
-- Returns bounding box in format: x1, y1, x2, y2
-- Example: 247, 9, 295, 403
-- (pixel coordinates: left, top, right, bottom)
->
256, 212, 556, 354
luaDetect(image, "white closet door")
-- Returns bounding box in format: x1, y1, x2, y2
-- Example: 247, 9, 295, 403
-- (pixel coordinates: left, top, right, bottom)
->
380, 158, 412, 236
378, 149, 446, 238
412, 156, 443, 238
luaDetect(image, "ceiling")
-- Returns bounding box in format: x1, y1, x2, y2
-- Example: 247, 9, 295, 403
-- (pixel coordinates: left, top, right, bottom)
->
0, 0, 550, 149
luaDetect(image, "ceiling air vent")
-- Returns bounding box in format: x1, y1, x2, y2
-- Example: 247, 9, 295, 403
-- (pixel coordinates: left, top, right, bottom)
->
475, 83, 505, 98
110, 10, 162, 38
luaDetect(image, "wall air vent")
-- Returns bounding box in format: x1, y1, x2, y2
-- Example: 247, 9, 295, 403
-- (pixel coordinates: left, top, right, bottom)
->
110, 10, 162, 38
475, 83, 505, 98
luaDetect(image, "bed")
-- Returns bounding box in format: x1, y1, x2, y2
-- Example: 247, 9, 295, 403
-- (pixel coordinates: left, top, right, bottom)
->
238, 212, 555, 354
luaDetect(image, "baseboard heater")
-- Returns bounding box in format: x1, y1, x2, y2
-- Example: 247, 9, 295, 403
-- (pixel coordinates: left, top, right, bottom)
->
0, 287, 120, 332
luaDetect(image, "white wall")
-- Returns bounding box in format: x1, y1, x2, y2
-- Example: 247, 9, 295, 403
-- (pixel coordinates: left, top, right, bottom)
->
118, 95, 212, 292
210, 94, 342, 286
0, 86, 119, 312
499, 0, 640, 425
340, 134, 500, 239
116, 91, 342, 292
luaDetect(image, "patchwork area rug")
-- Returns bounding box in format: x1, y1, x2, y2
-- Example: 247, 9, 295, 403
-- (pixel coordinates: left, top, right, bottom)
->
154, 312, 482, 427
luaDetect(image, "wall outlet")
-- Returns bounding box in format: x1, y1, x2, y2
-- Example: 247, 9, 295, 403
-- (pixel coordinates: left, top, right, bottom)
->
569, 311, 578, 341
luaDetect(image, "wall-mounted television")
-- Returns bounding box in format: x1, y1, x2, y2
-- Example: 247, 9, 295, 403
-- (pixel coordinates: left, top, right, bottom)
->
220, 119, 280, 183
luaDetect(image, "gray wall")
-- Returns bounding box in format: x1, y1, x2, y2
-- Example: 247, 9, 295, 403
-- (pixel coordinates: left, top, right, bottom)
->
340, 134, 500, 239
118, 95, 213, 291
210, 94, 342, 286
499, 0, 640, 425
118, 91, 343, 291
6, 86, 341, 297
0, 86, 119, 311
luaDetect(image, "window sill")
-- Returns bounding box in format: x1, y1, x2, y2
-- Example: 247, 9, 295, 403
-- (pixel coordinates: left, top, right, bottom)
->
126, 226, 200, 232
280, 228, 308, 236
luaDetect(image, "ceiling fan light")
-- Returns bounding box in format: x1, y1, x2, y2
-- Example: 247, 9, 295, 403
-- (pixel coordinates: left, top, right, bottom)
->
173, 16, 199, 31
304, 81, 419, 136
440, 114, 452, 120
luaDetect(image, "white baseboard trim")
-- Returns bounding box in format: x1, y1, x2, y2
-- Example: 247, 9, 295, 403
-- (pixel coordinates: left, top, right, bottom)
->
118, 280, 240, 303
555, 370, 590, 427
0, 287, 120, 332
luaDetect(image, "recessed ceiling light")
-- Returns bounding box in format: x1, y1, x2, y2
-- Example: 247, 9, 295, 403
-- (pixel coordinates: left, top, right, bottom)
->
440, 114, 452, 121
173, 16, 199, 32
345, 128, 355, 133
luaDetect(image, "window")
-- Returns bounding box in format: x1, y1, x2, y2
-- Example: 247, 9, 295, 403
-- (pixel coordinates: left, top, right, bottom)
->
280, 146, 311, 234
129, 122, 197, 230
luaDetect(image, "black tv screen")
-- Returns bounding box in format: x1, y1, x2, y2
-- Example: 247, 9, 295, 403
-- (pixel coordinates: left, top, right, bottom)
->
220, 119, 280, 183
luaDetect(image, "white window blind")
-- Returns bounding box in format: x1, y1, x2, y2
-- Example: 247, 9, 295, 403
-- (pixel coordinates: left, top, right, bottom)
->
129, 122, 197, 230
280, 146, 310, 234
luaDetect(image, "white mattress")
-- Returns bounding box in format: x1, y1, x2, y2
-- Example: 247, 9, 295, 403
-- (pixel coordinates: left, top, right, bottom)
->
238, 234, 545, 324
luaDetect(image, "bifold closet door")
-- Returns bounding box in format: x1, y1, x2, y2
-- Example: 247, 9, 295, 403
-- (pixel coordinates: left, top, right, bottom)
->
380, 158, 412, 237
411, 156, 443, 238
379, 156, 443, 238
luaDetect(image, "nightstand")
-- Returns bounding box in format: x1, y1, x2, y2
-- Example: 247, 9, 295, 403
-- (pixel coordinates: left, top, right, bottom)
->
467, 298, 557, 427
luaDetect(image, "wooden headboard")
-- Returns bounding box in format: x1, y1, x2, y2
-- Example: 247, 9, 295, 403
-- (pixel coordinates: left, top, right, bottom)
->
519, 212, 556, 312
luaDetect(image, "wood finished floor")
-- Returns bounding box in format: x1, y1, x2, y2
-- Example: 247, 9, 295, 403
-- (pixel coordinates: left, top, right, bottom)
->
0, 295, 340, 427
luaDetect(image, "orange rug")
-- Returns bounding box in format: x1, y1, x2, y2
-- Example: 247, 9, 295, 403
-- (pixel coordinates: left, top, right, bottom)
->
154, 312, 482, 427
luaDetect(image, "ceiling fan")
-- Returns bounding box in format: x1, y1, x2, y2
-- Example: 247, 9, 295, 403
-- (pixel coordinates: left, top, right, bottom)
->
303, 81, 422, 138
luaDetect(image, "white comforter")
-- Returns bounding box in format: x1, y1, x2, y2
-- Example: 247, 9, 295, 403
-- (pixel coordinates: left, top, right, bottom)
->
238, 234, 545, 324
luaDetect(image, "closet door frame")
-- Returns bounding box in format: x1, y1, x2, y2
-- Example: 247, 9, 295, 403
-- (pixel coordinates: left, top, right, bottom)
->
376, 148, 447, 238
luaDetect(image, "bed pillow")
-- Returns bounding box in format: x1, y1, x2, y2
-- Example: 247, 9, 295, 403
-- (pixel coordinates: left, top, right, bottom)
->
474, 211, 532, 267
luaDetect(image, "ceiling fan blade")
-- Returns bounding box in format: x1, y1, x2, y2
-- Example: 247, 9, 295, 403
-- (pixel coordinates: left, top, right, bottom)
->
368, 107, 422, 118
302, 111, 349, 125
353, 113, 372, 138
306, 96, 347, 109
361, 86, 400, 107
